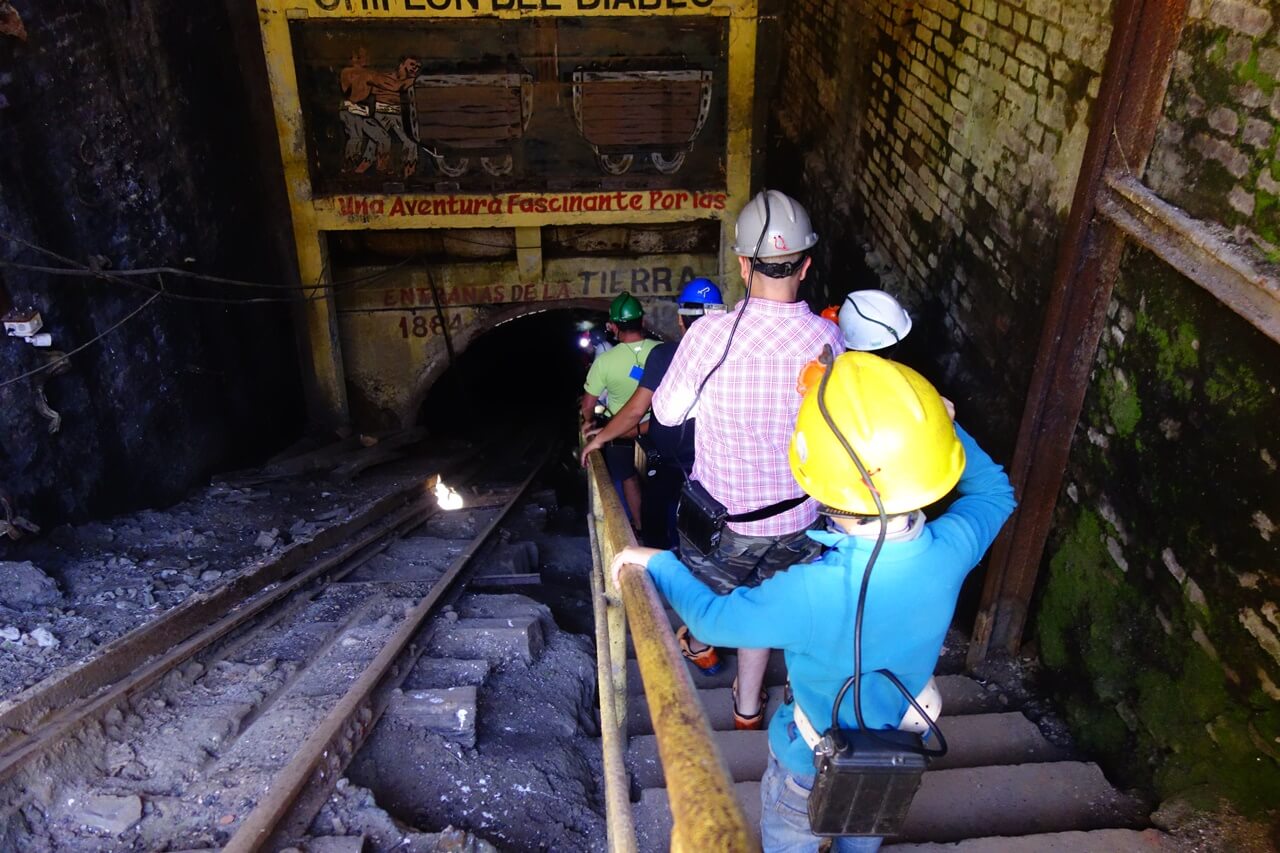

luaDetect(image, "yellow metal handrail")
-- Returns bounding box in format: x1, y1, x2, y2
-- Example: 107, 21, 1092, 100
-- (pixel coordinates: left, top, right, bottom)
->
587, 451, 758, 853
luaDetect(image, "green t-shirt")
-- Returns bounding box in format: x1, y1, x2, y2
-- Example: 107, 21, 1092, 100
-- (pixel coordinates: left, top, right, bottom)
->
584, 339, 660, 416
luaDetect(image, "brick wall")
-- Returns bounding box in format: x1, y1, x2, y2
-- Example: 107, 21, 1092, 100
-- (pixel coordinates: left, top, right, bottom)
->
1149, 0, 1279, 259
771, 0, 1112, 455
1041, 0, 1280, 815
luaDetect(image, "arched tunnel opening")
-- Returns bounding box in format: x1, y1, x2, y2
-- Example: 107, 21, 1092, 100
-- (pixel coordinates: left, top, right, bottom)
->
416, 308, 607, 445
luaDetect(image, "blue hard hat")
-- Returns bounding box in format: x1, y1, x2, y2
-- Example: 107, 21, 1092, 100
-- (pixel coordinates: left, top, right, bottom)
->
677, 278, 724, 308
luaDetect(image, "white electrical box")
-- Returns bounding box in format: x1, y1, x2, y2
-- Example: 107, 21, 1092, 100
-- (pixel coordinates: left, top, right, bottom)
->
3, 310, 42, 337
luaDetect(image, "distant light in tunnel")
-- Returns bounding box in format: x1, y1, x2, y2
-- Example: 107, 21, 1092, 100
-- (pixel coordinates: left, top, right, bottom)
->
434, 479, 465, 511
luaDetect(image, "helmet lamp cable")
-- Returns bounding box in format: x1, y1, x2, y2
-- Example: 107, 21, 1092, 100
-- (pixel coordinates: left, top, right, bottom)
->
814, 348, 947, 757
843, 293, 902, 348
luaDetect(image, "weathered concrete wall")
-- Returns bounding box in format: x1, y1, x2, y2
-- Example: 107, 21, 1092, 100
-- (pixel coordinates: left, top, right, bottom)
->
770, 0, 1111, 455
0, 1, 302, 525
1038, 0, 1280, 813
769, 0, 1279, 815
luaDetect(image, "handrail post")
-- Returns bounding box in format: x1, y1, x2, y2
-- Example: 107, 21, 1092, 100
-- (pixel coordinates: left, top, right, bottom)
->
585, 451, 759, 853
590, 467, 630, 728
588, 516, 638, 853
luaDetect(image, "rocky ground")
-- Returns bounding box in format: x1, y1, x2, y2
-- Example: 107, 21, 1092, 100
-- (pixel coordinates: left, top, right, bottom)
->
0, 446, 459, 704
1, 440, 608, 852
346, 624, 606, 852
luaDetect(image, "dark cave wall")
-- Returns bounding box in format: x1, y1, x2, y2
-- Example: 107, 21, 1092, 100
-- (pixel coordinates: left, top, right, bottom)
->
0, 1, 303, 525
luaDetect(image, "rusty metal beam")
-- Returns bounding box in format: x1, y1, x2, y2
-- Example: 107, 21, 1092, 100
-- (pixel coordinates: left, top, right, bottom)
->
968, 0, 1191, 666
1098, 173, 1280, 344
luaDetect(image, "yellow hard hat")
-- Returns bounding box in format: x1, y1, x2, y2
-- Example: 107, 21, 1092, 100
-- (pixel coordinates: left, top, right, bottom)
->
789, 351, 965, 515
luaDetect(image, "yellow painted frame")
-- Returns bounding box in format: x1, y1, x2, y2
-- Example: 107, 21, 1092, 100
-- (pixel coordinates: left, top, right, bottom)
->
257, 0, 758, 426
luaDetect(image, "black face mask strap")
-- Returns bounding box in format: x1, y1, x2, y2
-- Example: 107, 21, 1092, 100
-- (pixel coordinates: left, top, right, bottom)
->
752, 254, 807, 279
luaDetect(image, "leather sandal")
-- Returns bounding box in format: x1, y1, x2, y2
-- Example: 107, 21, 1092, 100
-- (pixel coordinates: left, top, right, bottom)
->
676, 625, 722, 675
732, 678, 768, 731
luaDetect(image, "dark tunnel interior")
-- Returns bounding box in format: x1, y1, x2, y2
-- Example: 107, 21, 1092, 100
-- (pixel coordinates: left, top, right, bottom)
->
417, 308, 610, 444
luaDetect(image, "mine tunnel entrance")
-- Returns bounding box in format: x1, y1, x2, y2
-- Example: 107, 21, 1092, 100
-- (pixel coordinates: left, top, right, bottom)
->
416, 307, 607, 444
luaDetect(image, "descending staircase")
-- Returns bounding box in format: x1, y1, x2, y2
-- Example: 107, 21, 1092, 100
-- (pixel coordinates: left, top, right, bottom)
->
624, 620, 1175, 852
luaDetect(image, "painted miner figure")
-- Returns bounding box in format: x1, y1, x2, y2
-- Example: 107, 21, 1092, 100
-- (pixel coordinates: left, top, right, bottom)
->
339, 48, 383, 174
340, 51, 421, 178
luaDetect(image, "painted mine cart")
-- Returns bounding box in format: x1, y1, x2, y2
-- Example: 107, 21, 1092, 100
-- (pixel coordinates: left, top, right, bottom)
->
411, 72, 534, 177
571, 69, 714, 176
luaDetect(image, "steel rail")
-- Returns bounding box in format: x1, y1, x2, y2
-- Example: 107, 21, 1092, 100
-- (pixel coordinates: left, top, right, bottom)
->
0, 482, 429, 743
588, 512, 639, 853
225, 450, 550, 852
0, 492, 434, 786
585, 451, 758, 853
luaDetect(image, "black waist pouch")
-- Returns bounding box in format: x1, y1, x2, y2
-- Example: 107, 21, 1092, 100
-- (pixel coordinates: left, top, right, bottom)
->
676, 480, 729, 556
676, 480, 807, 557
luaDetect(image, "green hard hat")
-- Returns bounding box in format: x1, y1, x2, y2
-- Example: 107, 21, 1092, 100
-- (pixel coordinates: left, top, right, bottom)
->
609, 292, 644, 322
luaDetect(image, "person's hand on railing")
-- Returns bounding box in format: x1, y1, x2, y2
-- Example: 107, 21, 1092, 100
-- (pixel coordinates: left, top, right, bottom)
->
609, 545, 661, 588
579, 431, 607, 467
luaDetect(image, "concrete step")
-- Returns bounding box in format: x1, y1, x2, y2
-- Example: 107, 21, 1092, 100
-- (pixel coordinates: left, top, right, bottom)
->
456, 593, 557, 635
629, 730, 769, 788
473, 541, 538, 577
628, 689, 787, 735
632, 762, 1147, 851
625, 677, 1007, 734
887, 828, 1178, 851
385, 686, 477, 748
402, 657, 490, 690
627, 713, 1071, 787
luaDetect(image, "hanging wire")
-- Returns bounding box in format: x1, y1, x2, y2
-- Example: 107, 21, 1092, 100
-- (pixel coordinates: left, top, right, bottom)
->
0, 290, 164, 390
0, 228, 421, 304
0, 223, 635, 297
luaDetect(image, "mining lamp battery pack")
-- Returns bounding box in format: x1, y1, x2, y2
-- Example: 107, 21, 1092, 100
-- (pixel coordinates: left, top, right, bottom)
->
808, 729, 929, 837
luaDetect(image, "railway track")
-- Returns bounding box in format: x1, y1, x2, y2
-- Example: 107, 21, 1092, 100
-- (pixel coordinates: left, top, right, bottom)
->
0, 440, 555, 852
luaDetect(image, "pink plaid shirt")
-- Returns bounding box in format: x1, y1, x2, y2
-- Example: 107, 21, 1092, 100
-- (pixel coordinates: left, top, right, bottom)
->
652, 298, 844, 537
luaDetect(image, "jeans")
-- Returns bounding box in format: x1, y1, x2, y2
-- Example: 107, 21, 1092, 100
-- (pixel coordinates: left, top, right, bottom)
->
759, 749, 883, 853
676, 522, 824, 594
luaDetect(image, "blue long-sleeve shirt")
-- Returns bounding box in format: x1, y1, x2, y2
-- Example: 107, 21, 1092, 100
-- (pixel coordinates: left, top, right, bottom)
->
647, 424, 1016, 775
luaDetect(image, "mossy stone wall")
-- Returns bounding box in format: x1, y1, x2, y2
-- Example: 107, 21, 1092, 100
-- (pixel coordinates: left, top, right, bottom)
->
770, 0, 1280, 816
1036, 0, 1280, 813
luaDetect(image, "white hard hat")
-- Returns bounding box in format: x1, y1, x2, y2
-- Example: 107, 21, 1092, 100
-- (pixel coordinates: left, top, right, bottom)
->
731, 190, 819, 258
838, 290, 913, 351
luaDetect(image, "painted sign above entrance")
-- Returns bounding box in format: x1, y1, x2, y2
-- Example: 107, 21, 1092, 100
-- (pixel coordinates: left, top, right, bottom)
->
304, 0, 736, 17
320, 189, 727, 227
256, 0, 757, 427
291, 16, 728, 195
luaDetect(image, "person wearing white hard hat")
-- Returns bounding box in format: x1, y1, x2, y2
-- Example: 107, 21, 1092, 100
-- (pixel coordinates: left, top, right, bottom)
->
650, 190, 843, 729
837, 289, 913, 352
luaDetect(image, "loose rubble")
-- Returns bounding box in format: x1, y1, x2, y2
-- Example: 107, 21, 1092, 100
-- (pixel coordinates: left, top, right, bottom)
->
0, 450, 454, 703
0, 560, 62, 608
